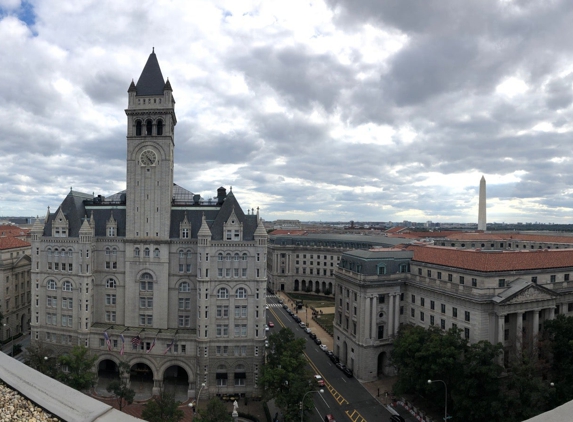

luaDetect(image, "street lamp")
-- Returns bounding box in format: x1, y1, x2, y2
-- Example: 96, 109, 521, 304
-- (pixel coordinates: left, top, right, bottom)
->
300, 389, 324, 422
3, 324, 12, 357
428, 379, 448, 421
189, 382, 206, 415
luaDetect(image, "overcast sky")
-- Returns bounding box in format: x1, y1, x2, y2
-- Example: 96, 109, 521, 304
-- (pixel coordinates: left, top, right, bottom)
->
3, 0, 573, 223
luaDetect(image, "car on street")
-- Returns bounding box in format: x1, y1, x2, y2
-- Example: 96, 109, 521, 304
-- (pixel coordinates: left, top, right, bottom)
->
268, 321, 274, 328
342, 367, 353, 378
278, 299, 283, 304
282, 303, 288, 309
265, 305, 269, 309
329, 354, 339, 364
293, 316, 301, 323
299, 322, 306, 329
264, 324, 269, 331
304, 327, 312, 334
309, 333, 317, 340
325, 415, 336, 422
314, 374, 325, 387
319, 344, 328, 352
314, 338, 322, 345
335, 362, 346, 371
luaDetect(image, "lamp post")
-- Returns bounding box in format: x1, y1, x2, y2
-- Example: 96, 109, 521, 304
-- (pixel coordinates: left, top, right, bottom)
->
189, 382, 206, 415
300, 389, 324, 422
428, 379, 448, 421
3, 324, 12, 357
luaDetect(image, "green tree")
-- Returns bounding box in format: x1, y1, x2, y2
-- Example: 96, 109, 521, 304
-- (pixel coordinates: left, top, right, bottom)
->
57, 345, 98, 391
141, 391, 184, 422
193, 398, 232, 422
106, 361, 135, 411
24, 342, 58, 377
260, 328, 316, 421
542, 314, 573, 406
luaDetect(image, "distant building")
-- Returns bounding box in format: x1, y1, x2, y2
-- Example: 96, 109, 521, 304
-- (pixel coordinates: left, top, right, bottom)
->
30, 51, 267, 399
0, 226, 32, 346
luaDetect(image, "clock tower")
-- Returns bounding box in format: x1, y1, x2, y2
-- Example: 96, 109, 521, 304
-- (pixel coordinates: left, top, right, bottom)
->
125, 49, 176, 240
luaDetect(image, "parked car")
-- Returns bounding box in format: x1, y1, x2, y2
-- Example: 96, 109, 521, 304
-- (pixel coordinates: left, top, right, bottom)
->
342, 367, 353, 378
390, 416, 405, 422
299, 322, 306, 329
329, 354, 339, 364
304, 327, 312, 334
309, 333, 317, 340
325, 350, 334, 359
314, 338, 322, 345
282, 303, 288, 309
319, 344, 328, 352
278, 299, 284, 304
264, 324, 269, 331
335, 362, 346, 371
314, 374, 325, 387
325, 415, 336, 422
293, 316, 301, 323
268, 321, 275, 328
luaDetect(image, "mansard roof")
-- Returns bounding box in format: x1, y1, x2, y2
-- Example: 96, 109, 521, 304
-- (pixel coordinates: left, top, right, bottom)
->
43, 190, 91, 237
408, 244, 573, 272
135, 50, 165, 96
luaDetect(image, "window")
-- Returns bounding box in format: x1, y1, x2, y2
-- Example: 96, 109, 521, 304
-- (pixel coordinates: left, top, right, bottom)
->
452, 307, 457, 318
134, 247, 140, 257
566, 274, 570, 281
441, 319, 446, 329
62, 297, 73, 309
178, 315, 190, 327
106, 294, 116, 305
420, 311, 425, 321
465, 311, 470, 322
106, 278, 117, 289
430, 315, 435, 325
140, 297, 153, 308
139, 314, 153, 326
105, 311, 116, 322
437, 272, 442, 280
498, 279, 506, 288
217, 288, 229, 299
144, 248, 150, 257
236, 287, 247, 299
216, 324, 229, 337
47, 280, 57, 290
217, 305, 229, 317
47, 296, 57, 308
427, 270, 432, 277
411, 308, 415, 317
430, 300, 435, 310
550, 275, 556, 283
235, 305, 247, 318
448, 274, 452, 281
441, 304, 446, 313
464, 328, 470, 339
154, 248, 160, 258
459, 276, 465, 285
62, 281, 72, 292
179, 298, 191, 311
411, 295, 415, 304
420, 298, 425, 307
179, 282, 190, 292
234, 324, 247, 337
471, 278, 477, 287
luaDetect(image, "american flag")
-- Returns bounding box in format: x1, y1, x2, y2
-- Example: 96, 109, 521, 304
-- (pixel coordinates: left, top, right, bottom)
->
103, 332, 112, 351
146, 337, 156, 354
120, 335, 125, 356
163, 338, 175, 355
131, 335, 141, 346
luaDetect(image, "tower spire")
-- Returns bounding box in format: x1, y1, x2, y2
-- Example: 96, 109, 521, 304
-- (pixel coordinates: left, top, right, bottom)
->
478, 176, 487, 231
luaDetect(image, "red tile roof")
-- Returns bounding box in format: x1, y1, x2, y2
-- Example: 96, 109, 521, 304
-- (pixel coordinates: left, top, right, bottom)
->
0, 236, 30, 250
0, 225, 29, 238
407, 244, 573, 272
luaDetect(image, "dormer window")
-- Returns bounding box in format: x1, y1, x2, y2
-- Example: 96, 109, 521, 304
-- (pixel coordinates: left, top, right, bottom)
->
223, 209, 243, 241
106, 213, 117, 237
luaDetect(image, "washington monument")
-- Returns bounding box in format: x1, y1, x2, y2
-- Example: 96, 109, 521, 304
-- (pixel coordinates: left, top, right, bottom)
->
478, 175, 486, 231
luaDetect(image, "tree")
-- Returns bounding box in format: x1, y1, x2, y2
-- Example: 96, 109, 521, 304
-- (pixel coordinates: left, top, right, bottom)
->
193, 398, 232, 422
24, 342, 58, 377
542, 314, 573, 406
260, 328, 316, 421
106, 361, 135, 411
141, 391, 184, 422
57, 345, 98, 391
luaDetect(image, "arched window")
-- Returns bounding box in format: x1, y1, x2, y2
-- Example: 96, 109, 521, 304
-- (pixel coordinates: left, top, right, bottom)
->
54, 248, 60, 257
217, 287, 229, 299
136, 120, 142, 136
242, 253, 248, 261
218, 253, 224, 261
134, 247, 140, 257
144, 248, 150, 257
140, 272, 154, 291
112, 247, 117, 256
47, 279, 57, 290
216, 365, 228, 386
157, 119, 163, 136
62, 281, 72, 292
187, 250, 192, 258
146, 119, 152, 136
154, 248, 160, 258
236, 287, 247, 299
234, 364, 246, 386
226, 253, 232, 261
105, 247, 110, 255
68, 249, 73, 257
179, 250, 185, 259
234, 253, 240, 261
179, 282, 190, 292
47, 248, 52, 256
106, 278, 117, 289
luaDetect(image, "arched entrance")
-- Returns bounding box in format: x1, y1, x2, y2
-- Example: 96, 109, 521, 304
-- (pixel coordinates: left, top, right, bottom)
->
308, 280, 313, 292
301, 280, 307, 291
294, 279, 299, 291
163, 365, 189, 402
342, 341, 348, 365
377, 352, 387, 376
321, 281, 326, 293
328, 282, 333, 294
130, 362, 154, 399
96, 359, 118, 396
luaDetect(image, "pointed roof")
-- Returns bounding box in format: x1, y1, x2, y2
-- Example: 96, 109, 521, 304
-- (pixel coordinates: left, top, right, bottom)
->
198, 214, 212, 237
135, 49, 165, 96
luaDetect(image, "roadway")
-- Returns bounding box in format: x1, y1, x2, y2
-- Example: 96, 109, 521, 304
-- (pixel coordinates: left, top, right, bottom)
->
266, 295, 416, 422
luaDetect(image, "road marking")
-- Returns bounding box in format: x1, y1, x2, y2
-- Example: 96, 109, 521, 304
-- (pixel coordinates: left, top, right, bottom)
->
268, 307, 286, 328
345, 409, 367, 422
304, 352, 348, 406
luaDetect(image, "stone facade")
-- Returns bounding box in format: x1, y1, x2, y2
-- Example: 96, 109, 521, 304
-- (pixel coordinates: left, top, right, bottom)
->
30, 51, 267, 399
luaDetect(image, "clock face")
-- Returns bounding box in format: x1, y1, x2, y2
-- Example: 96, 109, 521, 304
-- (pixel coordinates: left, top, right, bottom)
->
140, 149, 157, 166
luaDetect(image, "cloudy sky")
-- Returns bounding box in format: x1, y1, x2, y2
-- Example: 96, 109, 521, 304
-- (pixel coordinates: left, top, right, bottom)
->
2, 0, 573, 223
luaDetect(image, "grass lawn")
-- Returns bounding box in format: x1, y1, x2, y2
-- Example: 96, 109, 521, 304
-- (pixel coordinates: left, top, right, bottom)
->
286, 292, 335, 312
314, 313, 334, 334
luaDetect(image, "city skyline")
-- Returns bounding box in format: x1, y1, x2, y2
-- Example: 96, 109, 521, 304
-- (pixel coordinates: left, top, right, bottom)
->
2, 1, 573, 223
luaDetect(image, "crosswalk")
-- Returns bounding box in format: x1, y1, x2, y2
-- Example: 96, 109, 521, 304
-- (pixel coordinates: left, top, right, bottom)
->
266, 303, 284, 308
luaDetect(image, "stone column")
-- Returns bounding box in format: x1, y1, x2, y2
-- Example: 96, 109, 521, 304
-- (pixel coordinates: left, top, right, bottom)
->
394, 294, 400, 335
548, 307, 555, 320
516, 311, 523, 352
532, 310, 539, 340
388, 293, 395, 337
365, 296, 371, 340
371, 297, 377, 340
497, 314, 504, 344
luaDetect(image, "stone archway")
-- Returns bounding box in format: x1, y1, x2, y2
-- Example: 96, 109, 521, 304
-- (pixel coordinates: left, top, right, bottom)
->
377, 352, 386, 376
301, 280, 307, 291
130, 362, 154, 400
96, 359, 119, 396
163, 365, 190, 402
294, 279, 299, 291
